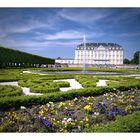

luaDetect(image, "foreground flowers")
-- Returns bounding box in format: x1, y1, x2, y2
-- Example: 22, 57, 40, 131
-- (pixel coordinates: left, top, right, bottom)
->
0, 89, 140, 132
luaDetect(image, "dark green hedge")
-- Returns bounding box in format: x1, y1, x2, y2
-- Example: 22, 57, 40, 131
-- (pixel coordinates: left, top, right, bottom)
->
93, 111, 140, 132
0, 82, 140, 110
0, 46, 54, 68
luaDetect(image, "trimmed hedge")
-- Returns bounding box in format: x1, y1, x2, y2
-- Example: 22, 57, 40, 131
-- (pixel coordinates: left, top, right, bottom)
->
75, 75, 97, 88
0, 81, 140, 109
18, 79, 70, 94
0, 46, 54, 68
92, 111, 140, 132
30, 86, 60, 94
0, 85, 22, 98
54, 81, 70, 88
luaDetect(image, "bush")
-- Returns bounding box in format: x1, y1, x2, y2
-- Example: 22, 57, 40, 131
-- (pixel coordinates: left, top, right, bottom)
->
92, 111, 140, 132
0, 85, 22, 98
30, 86, 60, 93
54, 81, 70, 87
0, 86, 120, 109
75, 75, 97, 88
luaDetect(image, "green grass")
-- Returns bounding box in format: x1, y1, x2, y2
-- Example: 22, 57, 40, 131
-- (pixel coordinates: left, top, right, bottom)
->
92, 111, 140, 132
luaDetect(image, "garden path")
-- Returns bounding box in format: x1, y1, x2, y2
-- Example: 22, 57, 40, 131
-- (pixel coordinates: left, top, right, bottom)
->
96, 80, 109, 87
54, 79, 83, 91
0, 82, 42, 95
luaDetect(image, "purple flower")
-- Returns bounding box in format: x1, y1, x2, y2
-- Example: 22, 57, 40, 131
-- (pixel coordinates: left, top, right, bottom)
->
107, 111, 117, 116
36, 108, 40, 113
36, 116, 40, 121
119, 111, 127, 116
137, 108, 140, 110
111, 106, 119, 112
40, 117, 52, 128
133, 98, 138, 102
67, 111, 73, 116
97, 103, 102, 108
0, 118, 3, 125
103, 102, 108, 109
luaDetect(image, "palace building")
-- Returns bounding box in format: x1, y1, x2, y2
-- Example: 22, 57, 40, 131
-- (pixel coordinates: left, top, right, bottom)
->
55, 43, 124, 66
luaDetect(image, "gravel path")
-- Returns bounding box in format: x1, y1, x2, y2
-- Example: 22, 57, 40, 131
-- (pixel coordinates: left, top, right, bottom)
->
54, 79, 83, 91
0, 82, 42, 95
96, 79, 109, 87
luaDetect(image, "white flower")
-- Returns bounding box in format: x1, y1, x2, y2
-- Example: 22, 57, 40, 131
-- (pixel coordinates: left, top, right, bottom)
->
74, 97, 78, 101
94, 112, 99, 115
20, 106, 26, 110
63, 118, 67, 121
67, 118, 72, 122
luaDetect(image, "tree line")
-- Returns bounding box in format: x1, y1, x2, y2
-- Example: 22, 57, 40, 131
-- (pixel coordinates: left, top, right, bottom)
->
0, 46, 55, 68
123, 51, 140, 64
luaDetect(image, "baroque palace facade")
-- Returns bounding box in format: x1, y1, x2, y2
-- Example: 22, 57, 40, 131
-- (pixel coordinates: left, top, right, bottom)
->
55, 43, 124, 66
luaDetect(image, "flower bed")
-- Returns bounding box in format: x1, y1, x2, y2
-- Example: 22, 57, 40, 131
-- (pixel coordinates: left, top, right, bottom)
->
0, 89, 140, 132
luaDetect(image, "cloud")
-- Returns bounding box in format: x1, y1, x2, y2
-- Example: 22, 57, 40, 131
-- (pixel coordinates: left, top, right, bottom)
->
118, 32, 140, 38
58, 8, 111, 24
0, 9, 60, 38
34, 30, 105, 41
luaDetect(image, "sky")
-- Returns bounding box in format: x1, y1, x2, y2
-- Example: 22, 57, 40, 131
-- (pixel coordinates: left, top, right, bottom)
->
0, 8, 140, 60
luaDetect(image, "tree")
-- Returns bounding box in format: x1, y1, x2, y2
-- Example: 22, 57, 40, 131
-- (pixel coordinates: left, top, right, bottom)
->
131, 51, 140, 64
123, 58, 130, 64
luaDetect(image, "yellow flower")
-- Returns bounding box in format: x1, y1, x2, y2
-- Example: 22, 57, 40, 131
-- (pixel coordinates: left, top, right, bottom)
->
52, 118, 56, 121
111, 103, 117, 106
87, 97, 91, 101
84, 105, 92, 111
64, 121, 68, 126
106, 97, 109, 100
39, 110, 44, 115
85, 116, 89, 122
125, 106, 132, 113
78, 125, 81, 130
68, 102, 73, 106
59, 102, 65, 108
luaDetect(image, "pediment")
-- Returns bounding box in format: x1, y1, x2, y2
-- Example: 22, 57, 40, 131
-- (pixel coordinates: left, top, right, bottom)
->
97, 45, 105, 50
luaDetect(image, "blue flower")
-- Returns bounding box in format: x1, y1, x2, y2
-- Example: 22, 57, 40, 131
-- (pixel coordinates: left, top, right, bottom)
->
103, 102, 108, 109
40, 117, 52, 128
0, 118, 3, 125
137, 108, 140, 110
97, 103, 102, 108
118, 111, 127, 116
107, 111, 117, 116
111, 106, 119, 112
133, 98, 138, 103
67, 111, 73, 116
36, 108, 40, 113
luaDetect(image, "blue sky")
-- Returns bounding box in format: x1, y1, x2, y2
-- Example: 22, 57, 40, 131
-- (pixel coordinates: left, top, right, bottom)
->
0, 8, 140, 60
